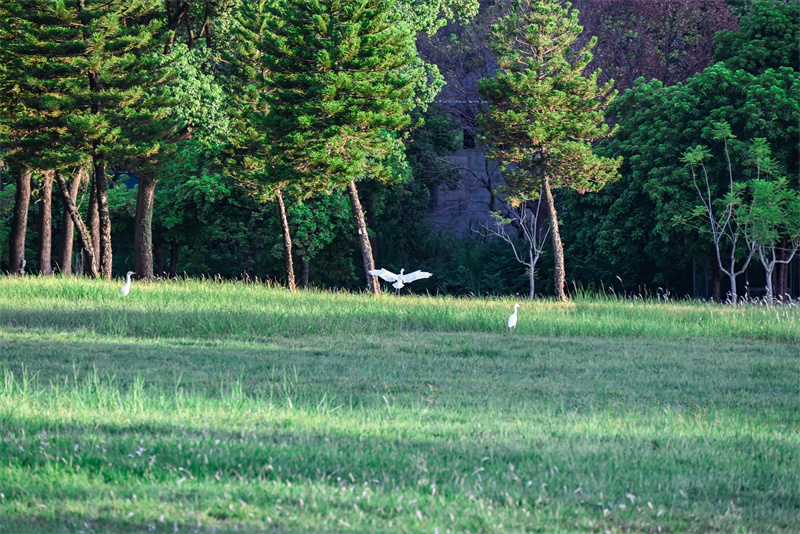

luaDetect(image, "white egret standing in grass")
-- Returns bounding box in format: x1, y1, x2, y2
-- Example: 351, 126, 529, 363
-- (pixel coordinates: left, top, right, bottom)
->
368, 268, 432, 293
119, 271, 136, 296
508, 303, 520, 329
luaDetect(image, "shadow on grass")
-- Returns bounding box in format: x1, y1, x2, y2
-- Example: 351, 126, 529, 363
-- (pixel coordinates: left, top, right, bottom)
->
2, 406, 800, 533
0, 304, 489, 341
2, 328, 799, 420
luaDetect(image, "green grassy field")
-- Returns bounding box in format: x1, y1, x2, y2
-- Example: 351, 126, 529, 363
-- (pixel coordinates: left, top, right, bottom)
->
0, 276, 798, 533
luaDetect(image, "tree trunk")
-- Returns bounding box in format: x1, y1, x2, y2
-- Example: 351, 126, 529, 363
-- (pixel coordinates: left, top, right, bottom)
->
37, 170, 54, 275
528, 249, 535, 300
763, 261, 775, 304
347, 179, 381, 294
54, 170, 99, 278
542, 176, 567, 301
84, 172, 100, 276
94, 160, 113, 279
9, 166, 32, 275
777, 237, 789, 300
59, 167, 84, 275
728, 272, 738, 304
134, 175, 157, 280
275, 189, 296, 292
300, 257, 310, 288
169, 242, 179, 278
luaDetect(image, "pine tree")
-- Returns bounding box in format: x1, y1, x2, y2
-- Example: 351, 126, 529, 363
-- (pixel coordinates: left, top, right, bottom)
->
0, 2, 41, 275
257, 0, 427, 293
477, 0, 621, 301
226, 0, 298, 291
0, 0, 180, 279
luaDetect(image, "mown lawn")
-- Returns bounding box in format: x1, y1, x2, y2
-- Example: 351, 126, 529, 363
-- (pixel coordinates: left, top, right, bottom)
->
0, 276, 798, 533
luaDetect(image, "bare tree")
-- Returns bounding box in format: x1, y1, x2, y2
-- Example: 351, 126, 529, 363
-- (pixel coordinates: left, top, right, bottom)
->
479, 196, 550, 299
678, 123, 756, 304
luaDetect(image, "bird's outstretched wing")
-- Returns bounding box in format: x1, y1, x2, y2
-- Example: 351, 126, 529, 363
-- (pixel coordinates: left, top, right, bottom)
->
369, 268, 400, 282
400, 270, 432, 283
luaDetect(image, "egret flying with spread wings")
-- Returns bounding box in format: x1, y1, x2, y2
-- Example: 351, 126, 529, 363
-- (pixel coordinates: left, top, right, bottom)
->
369, 268, 432, 291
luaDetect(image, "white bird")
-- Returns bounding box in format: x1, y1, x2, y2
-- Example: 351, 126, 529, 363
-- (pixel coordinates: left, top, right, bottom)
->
368, 268, 432, 292
119, 271, 136, 296
508, 303, 520, 329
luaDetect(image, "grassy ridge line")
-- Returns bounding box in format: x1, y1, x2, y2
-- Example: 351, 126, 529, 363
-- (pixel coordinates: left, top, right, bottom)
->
1, 276, 798, 341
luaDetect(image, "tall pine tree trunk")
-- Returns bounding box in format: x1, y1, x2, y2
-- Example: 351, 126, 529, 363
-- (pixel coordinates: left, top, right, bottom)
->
347, 180, 380, 295
37, 170, 54, 275
54, 170, 99, 278
542, 176, 567, 302
134, 175, 157, 280
275, 190, 296, 292
94, 160, 113, 279
84, 173, 100, 276
59, 167, 84, 275
9, 166, 32, 275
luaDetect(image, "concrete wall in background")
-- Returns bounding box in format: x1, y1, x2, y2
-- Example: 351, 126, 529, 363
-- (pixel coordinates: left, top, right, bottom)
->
428, 148, 508, 235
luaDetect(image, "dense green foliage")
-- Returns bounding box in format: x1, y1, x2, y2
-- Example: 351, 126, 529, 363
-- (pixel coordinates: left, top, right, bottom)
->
477, 0, 620, 199
1, 0, 798, 299
258, 0, 425, 191
560, 1, 800, 297
714, 0, 800, 75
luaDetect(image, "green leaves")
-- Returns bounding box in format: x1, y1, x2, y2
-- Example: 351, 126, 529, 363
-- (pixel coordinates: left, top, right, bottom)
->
477, 0, 620, 197
0, 0, 180, 170
680, 145, 712, 166
254, 0, 424, 191
710, 120, 735, 141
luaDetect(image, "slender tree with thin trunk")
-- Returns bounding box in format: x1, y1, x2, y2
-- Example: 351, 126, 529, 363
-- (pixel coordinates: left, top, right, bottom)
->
347, 180, 381, 293
85, 178, 100, 276
482, 197, 550, 299
252, 0, 429, 293
37, 170, 54, 274
54, 169, 98, 278
241, 0, 420, 292
676, 123, 761, 304
58, 167, 85, 275
477, 0, 621, 301
274, 190, 297, 292
227, 0, 298, 290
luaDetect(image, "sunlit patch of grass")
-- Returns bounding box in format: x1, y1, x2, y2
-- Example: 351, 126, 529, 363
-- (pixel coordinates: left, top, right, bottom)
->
1, 275, 798, 342
0, 276, 798, 532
